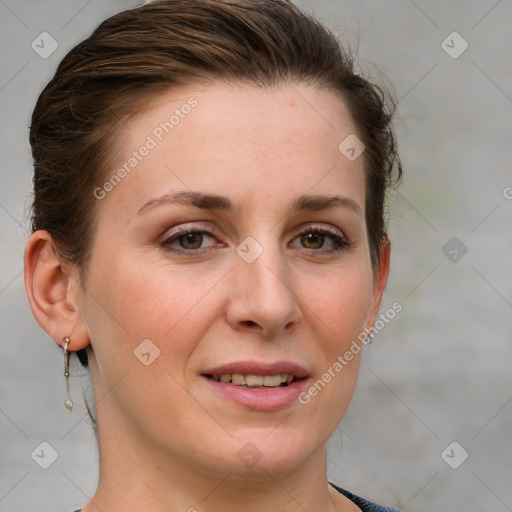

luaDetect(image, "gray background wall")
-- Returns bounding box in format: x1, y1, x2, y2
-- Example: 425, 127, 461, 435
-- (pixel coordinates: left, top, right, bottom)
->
1, 1, 511, 511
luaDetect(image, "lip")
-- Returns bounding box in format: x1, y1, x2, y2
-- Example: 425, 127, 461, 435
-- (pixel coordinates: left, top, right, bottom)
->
203, 377, 309, 411
202, 360, 309, 379
201, 360, 309, 411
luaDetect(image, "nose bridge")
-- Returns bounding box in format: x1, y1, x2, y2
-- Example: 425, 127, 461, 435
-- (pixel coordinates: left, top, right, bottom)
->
229, 233, 302, 334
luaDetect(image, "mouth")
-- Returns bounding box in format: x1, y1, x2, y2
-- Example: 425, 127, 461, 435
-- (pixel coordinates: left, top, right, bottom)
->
201, 361, 309, 410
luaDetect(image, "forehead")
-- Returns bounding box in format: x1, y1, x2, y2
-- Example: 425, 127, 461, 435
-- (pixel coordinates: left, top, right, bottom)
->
97, 82, 365, 217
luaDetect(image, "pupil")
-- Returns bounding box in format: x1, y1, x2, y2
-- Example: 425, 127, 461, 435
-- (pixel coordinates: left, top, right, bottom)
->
302, 232, 323, 249
180, 233, 202, 249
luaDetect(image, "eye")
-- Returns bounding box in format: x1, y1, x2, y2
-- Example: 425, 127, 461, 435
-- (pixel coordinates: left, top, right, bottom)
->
160, 223, 350, 256
291, 225, 350, 255
161, 225, 220, 254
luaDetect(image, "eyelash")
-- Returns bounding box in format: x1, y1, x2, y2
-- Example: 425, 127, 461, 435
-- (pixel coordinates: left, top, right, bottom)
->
293, 226, 351, 254
160, 223, 351, 256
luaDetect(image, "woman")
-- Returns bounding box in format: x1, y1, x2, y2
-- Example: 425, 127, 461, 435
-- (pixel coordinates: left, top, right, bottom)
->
24, 0, 402, 510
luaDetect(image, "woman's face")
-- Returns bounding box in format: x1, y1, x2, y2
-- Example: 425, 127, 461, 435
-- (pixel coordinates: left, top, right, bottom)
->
77, 82, 387, 476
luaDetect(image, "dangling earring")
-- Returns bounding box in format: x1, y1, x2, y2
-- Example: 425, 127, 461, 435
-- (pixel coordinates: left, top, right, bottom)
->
366, 326, 375, 345
62, 337, 73, 411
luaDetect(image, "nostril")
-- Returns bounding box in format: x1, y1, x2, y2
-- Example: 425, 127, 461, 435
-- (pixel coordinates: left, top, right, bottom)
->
244, 321, 256, 326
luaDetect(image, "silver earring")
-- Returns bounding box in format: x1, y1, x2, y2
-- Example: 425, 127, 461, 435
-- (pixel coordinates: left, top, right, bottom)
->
365, 327, 375, 345
62, 337, 73, 411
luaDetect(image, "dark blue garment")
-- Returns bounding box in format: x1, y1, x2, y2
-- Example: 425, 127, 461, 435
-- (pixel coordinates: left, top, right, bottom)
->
330, 482, 401, 511
71, 485, 401, 511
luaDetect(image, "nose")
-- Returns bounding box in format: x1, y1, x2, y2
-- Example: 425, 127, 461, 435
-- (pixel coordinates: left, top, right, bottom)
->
225, 240, 303, 339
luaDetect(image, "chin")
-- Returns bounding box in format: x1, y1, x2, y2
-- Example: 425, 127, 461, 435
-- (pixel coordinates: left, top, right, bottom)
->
205, 426, 322, 478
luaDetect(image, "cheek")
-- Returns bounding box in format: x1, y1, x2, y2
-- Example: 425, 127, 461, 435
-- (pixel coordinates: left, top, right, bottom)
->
303, 263, 374, 348
83, 250, 222, 366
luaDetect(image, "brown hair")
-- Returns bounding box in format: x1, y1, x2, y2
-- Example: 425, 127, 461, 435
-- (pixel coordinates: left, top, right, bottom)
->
29, 0, 401, 368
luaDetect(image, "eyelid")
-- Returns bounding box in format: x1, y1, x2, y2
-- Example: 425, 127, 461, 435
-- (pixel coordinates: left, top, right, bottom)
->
161, 222, 346, 241
294, 222, 346, 238
160, 222, 219, 241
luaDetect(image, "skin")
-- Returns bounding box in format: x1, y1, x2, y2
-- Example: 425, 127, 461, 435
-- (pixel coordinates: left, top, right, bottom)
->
24, 82, 390, 512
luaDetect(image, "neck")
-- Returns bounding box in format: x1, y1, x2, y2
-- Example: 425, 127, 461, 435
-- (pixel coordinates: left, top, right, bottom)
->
81, 417, 356, 512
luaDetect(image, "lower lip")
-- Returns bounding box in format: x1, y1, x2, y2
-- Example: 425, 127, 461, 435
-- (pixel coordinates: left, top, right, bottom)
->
203, 377, 309, 411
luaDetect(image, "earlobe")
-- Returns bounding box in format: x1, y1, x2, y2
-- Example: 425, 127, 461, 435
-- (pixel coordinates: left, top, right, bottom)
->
24, 230, 90, 351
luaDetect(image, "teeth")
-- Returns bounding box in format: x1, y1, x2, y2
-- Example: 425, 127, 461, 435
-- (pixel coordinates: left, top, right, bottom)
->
231, 374, 246, 385
245, 374, 264, 386
263, 375, 282, 387
213, 373, 295, 387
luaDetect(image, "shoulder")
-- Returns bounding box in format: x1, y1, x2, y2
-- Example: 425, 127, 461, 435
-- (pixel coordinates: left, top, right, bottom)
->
330, 483, 401, 512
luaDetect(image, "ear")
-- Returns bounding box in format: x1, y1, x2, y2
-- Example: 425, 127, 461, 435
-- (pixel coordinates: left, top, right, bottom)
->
24, 230, 90, 352
366, 237, 391, 333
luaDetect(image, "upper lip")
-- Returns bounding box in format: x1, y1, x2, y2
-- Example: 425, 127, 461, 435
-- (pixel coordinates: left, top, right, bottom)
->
202, 360, 309, 379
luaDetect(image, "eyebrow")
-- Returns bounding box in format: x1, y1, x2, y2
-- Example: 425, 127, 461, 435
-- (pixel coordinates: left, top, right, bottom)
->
137, 190, 363, 216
